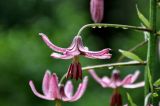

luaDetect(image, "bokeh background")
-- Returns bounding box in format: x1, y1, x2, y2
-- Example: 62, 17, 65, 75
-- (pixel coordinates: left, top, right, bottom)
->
0, 0, 160, 106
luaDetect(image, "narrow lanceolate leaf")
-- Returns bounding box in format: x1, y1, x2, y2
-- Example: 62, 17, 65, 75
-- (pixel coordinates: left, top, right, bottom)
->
154, 78, 160, 87
119, 49, 143, 62
136, 5, 150, 28
127, 93, 137, 106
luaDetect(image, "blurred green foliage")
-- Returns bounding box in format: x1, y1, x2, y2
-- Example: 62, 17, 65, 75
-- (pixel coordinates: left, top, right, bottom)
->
0, 0, 159, 106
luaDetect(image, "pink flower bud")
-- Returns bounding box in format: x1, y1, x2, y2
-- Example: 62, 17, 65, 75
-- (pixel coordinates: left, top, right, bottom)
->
90, 0, 104, 23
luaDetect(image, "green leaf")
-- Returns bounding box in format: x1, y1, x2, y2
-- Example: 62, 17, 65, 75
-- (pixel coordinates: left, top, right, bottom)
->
152, 93, 158, 97
127, 93, 137, 106
154, 78, 160, 87
119, 49, 143, 62
136, 5, 150, 28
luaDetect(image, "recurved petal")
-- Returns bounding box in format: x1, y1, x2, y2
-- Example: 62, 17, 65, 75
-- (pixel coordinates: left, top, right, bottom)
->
39, 33, 66, 53
121, 74, 132, 85
77, 36, 111, 55
130, 70, 140, 83
123, 81, 145, 88
48, 73, 60, 99
67, 36, 78, 50
84, 53, 112, 59
89, 69, 108, 87
68, 76, 88, 102
42, 70, 51, 95
51, 53, 74, 59
64, 36, 80, 56
29, 81, 55, 100
64, 81, 74, 98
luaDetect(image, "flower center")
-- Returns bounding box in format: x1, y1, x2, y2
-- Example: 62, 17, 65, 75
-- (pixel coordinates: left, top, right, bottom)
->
112, 70, 120, 81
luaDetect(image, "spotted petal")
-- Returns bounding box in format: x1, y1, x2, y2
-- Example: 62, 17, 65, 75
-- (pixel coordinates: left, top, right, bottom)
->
48, 73, 60, 99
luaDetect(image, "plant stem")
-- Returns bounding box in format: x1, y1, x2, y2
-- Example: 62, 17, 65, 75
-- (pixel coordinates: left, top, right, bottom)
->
59, 61, 146, 84
55, 100, 62, 106
77, 23, 152, 35
118, 40, 148, 62
145, 0, 157, 104
82, 61, 146, 71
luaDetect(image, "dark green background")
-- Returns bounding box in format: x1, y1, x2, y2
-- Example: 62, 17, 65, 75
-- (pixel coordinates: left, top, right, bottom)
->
0, 0, 160, 106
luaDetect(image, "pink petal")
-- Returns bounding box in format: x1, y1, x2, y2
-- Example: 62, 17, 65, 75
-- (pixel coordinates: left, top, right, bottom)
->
66, 36, 78, 50
121, 74, 132, 85
51, 53, 74, 59
130, 70, 140, 83
101, 76, 111, 85
123, 81, 145, 88
64, 36, 80, 56
29, 81, 55, 100
102, 77, 122, 88
77, 36, 112, 58
42, 70, 51, 95
69, 76, 88, 102
48, 73, 60, 99
88, 69, 108, 87
84, 53, 112, 59
107, 80, 122, 88
39, 33, 66, 53
64, 81, 74, 98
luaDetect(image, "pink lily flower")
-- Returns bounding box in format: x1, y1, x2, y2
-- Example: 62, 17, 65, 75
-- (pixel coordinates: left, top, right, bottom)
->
39, 33, 111, 80
89, 69, 144, 106
90, 0, 104, 23
89, 69, 144, 89
29, 70, 88, 102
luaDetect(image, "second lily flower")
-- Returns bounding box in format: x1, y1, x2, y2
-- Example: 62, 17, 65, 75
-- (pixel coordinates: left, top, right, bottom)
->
39, 33, 112, 80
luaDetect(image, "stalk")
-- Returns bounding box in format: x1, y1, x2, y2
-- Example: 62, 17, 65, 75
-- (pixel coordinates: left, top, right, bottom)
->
55, 100, 62, 106
145, 0, 157, 105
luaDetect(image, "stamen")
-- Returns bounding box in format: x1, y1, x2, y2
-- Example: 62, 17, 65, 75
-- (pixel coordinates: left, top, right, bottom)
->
110, 88, 122, 106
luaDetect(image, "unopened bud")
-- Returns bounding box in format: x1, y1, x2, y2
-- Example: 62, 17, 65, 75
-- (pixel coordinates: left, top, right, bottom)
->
90, 0, 104, 23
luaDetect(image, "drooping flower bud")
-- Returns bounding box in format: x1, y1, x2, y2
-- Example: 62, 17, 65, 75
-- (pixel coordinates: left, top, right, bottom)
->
90, 0, 104, 23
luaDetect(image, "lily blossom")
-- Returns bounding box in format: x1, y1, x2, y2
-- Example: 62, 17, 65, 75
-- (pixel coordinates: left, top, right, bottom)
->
39, 33, 111, 80
89, 69, 144, 89
89, 69, 144, 106
29, 70, 88, 102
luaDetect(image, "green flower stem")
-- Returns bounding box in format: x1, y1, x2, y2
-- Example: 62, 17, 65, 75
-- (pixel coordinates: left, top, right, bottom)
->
59, 61, 146, 84
55, 100, 62, 106
77, 23, 152, 35
117, 40, 148, 62
59, 73, 67, 85
82, 60, 146, 71
145, 0, 157, 104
